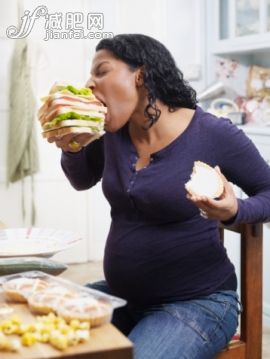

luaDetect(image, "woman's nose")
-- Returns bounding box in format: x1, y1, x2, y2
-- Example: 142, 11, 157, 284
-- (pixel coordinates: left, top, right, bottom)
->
85, 77, 95, 90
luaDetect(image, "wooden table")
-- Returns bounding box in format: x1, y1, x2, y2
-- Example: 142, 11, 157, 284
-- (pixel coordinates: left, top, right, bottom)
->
0, 303, 133, 359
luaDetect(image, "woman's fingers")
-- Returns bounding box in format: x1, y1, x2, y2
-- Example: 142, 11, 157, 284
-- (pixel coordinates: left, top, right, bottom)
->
187, 194, 216, 209
47, 132, 97, 152
186, 167, 238, 221
215, 166, 235, 199
57, 136, 82, 152
73, 133, 97, 147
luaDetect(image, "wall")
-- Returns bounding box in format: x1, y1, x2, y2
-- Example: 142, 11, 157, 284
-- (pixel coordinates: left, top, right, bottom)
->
0, 0, 205, 262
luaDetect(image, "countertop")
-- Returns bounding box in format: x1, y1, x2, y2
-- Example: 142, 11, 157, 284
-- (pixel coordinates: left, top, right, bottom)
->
238, 125, 270, 137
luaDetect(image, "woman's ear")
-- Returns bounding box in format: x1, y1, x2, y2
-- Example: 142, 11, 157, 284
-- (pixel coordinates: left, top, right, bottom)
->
135, 68, 144, 87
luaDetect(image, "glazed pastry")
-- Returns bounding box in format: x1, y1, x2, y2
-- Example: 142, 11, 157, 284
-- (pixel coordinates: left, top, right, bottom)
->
57, 296, 112, 327
28, 293, 66, 315
28, 285, 75, 314
42, 284, 75, 296
2, 278, 48, 303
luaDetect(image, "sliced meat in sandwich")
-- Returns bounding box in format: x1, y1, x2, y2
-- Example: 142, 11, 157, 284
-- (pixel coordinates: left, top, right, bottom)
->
39, 83, 107, 141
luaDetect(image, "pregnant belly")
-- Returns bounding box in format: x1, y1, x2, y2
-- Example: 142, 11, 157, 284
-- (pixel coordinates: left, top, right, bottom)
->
103, 226, 228, 305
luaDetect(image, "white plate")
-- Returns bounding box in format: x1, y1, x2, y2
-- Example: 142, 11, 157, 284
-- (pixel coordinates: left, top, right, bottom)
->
0, 228, 82, 257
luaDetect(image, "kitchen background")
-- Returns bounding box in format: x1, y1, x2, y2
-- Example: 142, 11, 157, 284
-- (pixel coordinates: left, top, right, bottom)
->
0, 0, 270, 326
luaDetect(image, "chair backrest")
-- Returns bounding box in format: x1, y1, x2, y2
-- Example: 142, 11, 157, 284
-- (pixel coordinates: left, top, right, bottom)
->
217, 223, 263, 359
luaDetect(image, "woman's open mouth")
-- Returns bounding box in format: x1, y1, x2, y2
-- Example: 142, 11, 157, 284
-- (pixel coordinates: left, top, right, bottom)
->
94, 94, 106, 107
93, 93, 109, 123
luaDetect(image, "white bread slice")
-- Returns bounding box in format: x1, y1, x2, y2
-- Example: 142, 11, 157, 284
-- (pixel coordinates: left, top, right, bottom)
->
42, 126, 103, 140
185, 161, 224, 198
42, 119, 104, 131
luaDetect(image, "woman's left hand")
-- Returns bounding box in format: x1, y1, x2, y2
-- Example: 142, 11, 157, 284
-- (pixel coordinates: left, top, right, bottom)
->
186, 167, 238, 222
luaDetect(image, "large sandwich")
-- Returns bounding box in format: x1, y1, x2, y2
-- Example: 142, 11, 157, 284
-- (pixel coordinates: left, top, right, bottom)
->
38, 83, 107, 144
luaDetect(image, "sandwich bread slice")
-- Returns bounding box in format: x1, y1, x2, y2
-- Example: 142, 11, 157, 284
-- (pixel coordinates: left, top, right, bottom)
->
185, 161, 224, 198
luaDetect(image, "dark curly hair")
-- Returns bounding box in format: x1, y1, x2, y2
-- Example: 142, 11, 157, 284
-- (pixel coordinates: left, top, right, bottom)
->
96, 34, 197, 127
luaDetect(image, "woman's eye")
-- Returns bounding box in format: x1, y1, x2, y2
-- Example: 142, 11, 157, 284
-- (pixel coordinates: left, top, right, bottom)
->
96, 69, 108, 77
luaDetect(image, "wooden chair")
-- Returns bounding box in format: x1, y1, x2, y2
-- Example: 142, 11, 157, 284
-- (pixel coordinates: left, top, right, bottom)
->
216, 223, 263, 359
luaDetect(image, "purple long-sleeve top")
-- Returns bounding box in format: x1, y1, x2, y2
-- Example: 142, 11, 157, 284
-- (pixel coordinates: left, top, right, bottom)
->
61, 106, 270, 305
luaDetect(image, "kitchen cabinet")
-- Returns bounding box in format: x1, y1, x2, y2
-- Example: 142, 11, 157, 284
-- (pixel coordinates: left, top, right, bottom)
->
208, 0, 270, 54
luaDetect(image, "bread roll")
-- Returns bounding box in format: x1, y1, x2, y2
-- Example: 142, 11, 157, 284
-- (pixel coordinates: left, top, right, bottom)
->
2, 278, 48, 303
57, 296, 112, 327
185, 161, 224, 198
28, 285, 76, 315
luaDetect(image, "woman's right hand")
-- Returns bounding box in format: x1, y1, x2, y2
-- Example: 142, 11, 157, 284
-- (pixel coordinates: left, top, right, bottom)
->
48, 132, 97, 152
